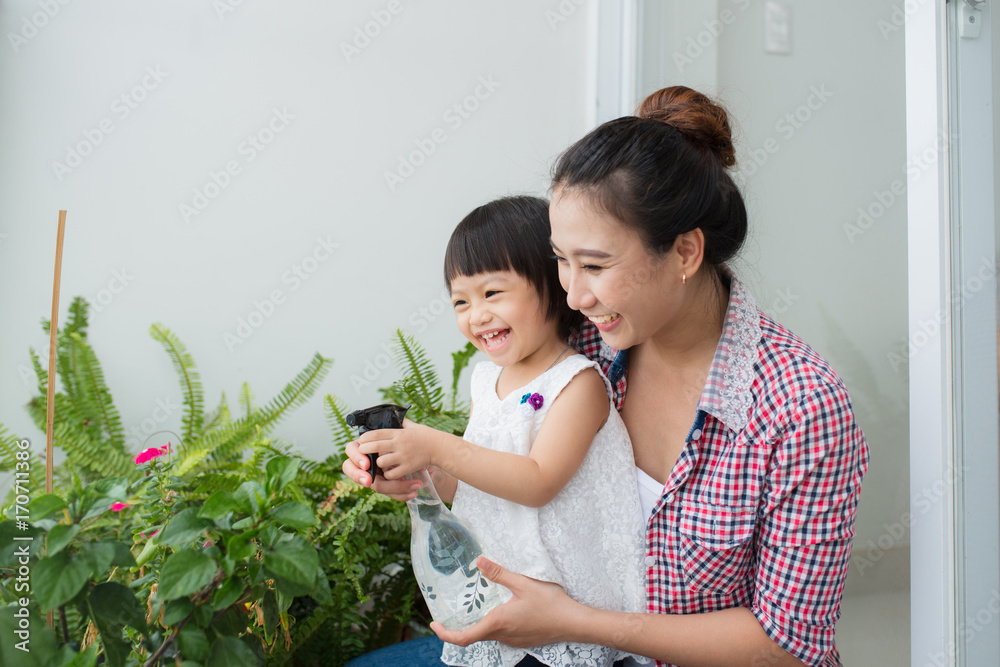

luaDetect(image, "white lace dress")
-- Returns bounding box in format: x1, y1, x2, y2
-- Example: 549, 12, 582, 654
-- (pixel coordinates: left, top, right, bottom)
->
441, 354, 648, 667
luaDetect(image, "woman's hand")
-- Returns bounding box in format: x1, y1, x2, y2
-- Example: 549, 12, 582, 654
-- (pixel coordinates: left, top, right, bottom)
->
341, 439, 422, 501
431, 557, 584, 648
356, 419, 442, 480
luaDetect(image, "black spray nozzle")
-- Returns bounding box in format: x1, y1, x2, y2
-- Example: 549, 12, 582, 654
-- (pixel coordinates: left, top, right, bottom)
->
346, 404, 410, 478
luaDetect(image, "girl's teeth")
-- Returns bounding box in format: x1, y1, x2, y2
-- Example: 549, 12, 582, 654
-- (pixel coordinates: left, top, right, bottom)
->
589, 313, 620, 324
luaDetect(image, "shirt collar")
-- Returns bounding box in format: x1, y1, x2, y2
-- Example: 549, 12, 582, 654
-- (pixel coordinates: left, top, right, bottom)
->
696, 273, 762, 433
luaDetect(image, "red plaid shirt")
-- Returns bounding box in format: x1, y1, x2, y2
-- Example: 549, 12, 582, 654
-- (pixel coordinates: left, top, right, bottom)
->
569, 275, 869, 667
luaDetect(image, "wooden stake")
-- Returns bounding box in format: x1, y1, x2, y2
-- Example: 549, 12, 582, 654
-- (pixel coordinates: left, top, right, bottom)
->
45, 210, 66, 631
46, 210, 66, 496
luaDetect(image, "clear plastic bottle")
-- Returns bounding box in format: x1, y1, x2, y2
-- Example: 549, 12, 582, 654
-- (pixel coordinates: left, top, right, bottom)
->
405, 468, 506, 630
346, 404, 504, 631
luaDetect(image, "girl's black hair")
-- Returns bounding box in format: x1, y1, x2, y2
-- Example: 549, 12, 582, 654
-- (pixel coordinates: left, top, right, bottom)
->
552, 86, 747, 281
444, 196, 581, 340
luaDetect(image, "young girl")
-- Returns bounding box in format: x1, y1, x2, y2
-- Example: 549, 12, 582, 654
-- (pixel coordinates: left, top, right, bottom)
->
353, 196, 647, 667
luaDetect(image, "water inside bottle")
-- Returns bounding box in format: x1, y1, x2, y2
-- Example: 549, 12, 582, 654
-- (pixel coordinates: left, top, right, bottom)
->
409, 496, 506, 630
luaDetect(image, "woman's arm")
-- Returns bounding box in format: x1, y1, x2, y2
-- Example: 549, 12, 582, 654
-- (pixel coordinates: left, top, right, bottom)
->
357, 368, 610, 508
433, 558, 807, 667
436, 380, 866, 666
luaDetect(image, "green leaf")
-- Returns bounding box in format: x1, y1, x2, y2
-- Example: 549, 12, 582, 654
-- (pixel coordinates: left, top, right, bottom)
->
134, 534, 160, 567
162, 598, 194, 626
233, 481, 266, 518
150, 323, 204, 446
197, 490, 242, 521
88, 477, 130, 501
265, 456, 299, 495
262, 589, 278, 644
159, 507, 212, 547
211, 607, 247, 636
225, 529, 259, 561
0, 521, 44, 567
178, 626, 210, 661
43, 643, 98, 667
35, 551, 90, 611
86, 588, 131, 667
0, 605, 56, 666
207, 636, 259, 667
266, 501, 315, 530
27, 494, 67, 521
212, 576, 245, 611
310, 567, 332, 606
109, 541, 136, 568
45, 524, 80, 557
89, 582, 148, 634
78, 542, 115, 579
158, 550, 217, 601
263, 536, 318, 590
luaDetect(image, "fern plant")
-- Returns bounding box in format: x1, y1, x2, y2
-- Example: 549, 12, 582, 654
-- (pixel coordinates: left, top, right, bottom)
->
266, 329, 478, 664
0, 305, 475, 666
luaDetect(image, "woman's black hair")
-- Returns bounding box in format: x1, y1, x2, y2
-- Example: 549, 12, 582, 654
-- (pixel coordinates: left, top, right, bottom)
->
551, 86, 747, 279
444, 196, 581, 340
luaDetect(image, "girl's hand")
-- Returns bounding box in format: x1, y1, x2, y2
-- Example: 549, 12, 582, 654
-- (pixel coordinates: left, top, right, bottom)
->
431, 557, 583, 648
357, 418, 441, 480
341, 439, 422, 501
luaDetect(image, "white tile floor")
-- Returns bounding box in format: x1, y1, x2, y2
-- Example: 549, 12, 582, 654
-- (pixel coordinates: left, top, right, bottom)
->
837, 546, 910, 665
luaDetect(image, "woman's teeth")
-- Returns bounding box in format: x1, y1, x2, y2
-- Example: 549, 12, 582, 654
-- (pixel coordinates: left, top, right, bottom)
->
588, 313, 620, 324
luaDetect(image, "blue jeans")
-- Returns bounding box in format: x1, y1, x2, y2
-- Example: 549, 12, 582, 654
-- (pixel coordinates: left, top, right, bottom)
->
345, 635, 628, 666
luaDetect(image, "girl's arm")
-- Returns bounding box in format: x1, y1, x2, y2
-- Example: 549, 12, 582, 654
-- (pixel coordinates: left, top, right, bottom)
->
432, 558, 807, 667
356, 368, 609, 508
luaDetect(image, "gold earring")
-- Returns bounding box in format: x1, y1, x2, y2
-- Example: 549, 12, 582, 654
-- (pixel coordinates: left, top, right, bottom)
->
682, 273, 686, 285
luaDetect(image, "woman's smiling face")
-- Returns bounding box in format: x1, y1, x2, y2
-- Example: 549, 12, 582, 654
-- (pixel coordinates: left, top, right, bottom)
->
549, 188, 680, 350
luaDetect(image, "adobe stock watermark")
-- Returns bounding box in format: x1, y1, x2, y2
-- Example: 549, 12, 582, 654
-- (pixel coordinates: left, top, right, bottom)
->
51, 65, 169, 182
853, 461, 967, 576
383, 76, 501, 192
923, 589, 1000, 666
7, 0, 74, 54
179, 107, 294, 223
88, 268, 135, 321
212, 0, 247, 21
842, 132, 949, 244
125, 397, 179, 448
672, 0, 751, 73
877, 0, 931, 41
223, 235, 340, 352
886, 256, 996, 373
350, 289, 454, 393
766, 287, 799, 316
738, 84, 834, 177
340, 0, 412, 62
545, 0, 589, 31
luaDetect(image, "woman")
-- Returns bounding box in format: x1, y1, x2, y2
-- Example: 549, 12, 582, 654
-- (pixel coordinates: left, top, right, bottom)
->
343, 86, 868, 667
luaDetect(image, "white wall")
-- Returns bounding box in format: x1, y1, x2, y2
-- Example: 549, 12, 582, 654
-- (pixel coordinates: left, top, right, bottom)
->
0, 1, 595, 472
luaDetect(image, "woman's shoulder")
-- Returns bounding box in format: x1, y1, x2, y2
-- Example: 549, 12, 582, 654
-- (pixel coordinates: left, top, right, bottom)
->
756, 313, 848, 396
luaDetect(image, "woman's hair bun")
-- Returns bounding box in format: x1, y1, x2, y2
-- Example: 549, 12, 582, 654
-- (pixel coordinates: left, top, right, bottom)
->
636, 86, 737, 168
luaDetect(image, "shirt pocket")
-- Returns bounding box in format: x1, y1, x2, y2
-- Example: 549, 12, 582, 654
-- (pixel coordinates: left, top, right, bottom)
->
699, 433, 773, 507
678, 503, 757, 594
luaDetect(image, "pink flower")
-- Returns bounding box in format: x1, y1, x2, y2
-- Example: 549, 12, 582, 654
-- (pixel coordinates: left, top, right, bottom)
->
110, 502, 130, 512
139, 529, 159, 539
134, 442, 172, 465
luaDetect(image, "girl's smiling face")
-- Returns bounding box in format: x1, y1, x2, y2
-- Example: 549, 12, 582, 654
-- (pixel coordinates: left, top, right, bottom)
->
450, 271, 559, 369
549, 188, 681, 350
